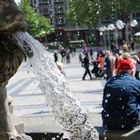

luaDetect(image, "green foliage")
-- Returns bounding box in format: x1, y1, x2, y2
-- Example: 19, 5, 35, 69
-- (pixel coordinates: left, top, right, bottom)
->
66, 0, 98, 27
19, 0, 54, 37
102, 0, 140, 21
67, 0, 140, 26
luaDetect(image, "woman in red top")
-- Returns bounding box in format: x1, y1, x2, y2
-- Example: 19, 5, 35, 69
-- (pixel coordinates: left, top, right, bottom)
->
96, 53, 103, 69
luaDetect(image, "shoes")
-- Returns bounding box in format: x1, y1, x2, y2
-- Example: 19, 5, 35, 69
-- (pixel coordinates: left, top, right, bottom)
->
90, 77, 93, 80
82, 78, 85, 80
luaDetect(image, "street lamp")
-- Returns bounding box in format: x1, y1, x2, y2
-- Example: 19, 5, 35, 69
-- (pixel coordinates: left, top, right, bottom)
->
130, 19, 138, 27
115, 19, 138, 43
99, 26, 107, 48
116, 20, 125, 30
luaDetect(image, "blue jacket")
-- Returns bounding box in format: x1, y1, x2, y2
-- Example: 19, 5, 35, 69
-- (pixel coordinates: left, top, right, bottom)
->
102, 72, 140, 129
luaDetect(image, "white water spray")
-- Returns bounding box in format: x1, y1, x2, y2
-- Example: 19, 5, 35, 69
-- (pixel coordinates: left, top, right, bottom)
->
14, 32, 99, 140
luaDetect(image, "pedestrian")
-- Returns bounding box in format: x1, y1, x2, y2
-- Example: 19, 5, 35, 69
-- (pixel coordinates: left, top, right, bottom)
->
122, 44, 129, 53
54, 50, 58, 63
130, 40, 135, 51
60, 47, 66, 63
89, 47, 93, 60
104, 50, 115, 80
114, 53, 121, 74
102, 57, 140, 130
96, 53, 103, 69
56, 62, 66, 77
79, 51, 84, 67
82, 42, 88, 52
66, 49, 70, 64
134, 50, 140, 80
82, 53, 93, 80
111, 41, 118, 54
73, 46, 76, 56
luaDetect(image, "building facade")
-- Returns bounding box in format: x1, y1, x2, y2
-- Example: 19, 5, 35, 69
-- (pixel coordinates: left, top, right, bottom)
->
30, 0, 90, 45
30, 0, 140, 47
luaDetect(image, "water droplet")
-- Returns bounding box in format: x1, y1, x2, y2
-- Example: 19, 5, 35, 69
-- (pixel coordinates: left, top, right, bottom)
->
123, 87, 126, 90
105, 99, 108, 103
106, 94, 111, 97
122, 106, 124, 109
106, 114, 109, 117
121, 125, 124, 128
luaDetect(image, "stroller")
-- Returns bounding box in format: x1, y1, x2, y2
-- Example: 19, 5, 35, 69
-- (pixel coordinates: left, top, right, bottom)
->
91, 60, 105, 79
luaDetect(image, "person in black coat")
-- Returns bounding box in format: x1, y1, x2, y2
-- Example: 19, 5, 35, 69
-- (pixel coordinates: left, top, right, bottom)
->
82, 53, 93, 80
54, 51, 58, 62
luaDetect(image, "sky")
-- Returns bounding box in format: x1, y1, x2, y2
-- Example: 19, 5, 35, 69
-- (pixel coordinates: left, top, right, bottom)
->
15, 0, 21, 4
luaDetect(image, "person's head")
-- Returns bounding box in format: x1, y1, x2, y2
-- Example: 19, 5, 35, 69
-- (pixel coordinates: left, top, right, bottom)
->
123, 44, 129, 52
97, 53, 100, 57
118, 58, 133, 75
134, 55, 139, 61
122, 52, 130, 59
105, 50, 111, 57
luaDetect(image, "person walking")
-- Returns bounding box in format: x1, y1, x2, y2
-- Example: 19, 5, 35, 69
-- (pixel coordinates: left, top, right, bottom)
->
134, 51, 140, 80
54, 50, 58, 63
102, 57, 140, 129
130, 40, 135, 51
82, 53, 93, 80
60, 47, 66, 63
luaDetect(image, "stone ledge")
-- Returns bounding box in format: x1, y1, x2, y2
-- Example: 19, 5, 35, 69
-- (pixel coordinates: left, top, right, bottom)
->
95, 126, 140, 140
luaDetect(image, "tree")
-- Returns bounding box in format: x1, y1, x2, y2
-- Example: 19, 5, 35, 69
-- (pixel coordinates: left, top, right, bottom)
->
19, 0, 54, 37
67, 0, 140, 26
102, 0, 140, 22
66, 0, 101, 28
67, 0, 140, 42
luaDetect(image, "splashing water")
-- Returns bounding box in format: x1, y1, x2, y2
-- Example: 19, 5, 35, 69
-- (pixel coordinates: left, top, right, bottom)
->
14, 32, 99, 140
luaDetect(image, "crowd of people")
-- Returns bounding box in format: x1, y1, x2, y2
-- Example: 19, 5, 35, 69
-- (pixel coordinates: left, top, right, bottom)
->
54, 45, 76, 64
78, 41, 140, 130
79, 41, 140, 81
52, 40, 140, 130
53, 45, 77, 77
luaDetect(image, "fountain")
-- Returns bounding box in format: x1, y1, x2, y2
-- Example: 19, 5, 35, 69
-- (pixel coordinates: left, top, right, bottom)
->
0, 0, 99, 139
14, 32, 99, 140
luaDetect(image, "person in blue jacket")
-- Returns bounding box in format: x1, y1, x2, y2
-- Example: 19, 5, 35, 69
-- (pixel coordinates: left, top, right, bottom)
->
102, 58, 140, 130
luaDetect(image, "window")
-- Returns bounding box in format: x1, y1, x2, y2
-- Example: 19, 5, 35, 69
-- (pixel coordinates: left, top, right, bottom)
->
39, 7, 49, 14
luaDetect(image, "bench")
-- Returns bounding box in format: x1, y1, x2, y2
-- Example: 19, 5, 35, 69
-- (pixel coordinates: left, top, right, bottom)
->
95, 126, 140, 140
